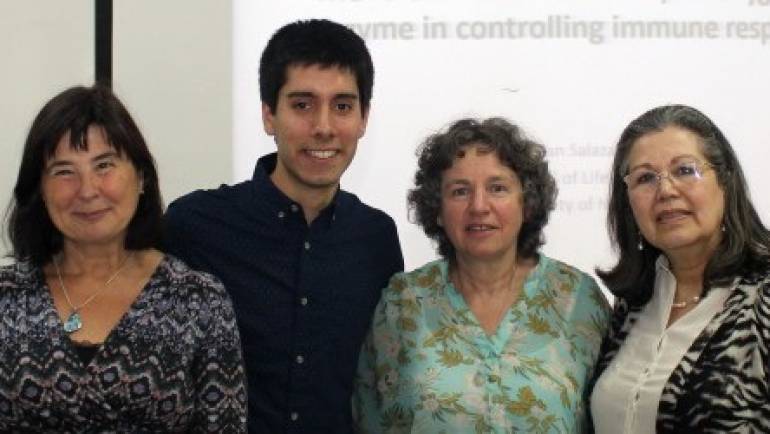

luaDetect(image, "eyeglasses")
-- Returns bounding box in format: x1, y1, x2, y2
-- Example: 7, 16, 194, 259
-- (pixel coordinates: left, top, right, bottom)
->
623, 159, 713, 193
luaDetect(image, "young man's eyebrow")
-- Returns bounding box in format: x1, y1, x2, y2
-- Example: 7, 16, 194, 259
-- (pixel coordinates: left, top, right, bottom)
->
285, 91, 315, 99
284, 91, 359, 100
332, 93, 359, 100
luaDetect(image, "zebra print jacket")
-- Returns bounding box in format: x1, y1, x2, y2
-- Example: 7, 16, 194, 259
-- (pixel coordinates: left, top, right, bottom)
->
592, 270, 770, 433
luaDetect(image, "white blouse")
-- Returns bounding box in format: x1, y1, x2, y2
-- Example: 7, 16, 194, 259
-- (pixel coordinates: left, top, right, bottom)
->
590, 257, 729, 434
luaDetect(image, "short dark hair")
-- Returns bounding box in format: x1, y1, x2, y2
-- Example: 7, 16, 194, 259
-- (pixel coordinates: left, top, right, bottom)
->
597, 104, 770, 305
408, 117, 557, 261
259, 19, 374, 116
6, 85, 163, 265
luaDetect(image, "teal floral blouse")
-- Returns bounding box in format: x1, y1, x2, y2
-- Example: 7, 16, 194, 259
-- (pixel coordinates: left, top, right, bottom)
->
353, 256, 610, 434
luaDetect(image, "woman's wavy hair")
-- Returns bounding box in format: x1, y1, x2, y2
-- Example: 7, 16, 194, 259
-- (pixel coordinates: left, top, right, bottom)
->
597, 104, 770, 305
408, 117, 557, 261
6, 85, 163, 266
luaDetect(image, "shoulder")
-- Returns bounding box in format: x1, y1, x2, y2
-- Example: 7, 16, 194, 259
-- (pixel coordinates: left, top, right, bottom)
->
157, 256, 239, 340
166, 181, 251, 220
731, 269, 770, 318
159, 254, 228, 300
163, 181, 254, 255
0, 260, 39, 288
0, 261, 45, 310
383, 259, 446, 300
337, 190, 397, 229
538, 255, 612, 323
539, 255, 602, 294
741, 266, 770, 290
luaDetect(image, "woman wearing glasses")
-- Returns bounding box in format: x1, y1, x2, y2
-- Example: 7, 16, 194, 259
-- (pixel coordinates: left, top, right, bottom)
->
590, 104, 770, 432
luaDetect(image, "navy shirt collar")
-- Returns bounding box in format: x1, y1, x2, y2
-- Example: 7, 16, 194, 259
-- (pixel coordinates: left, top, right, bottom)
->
252, 153, 341, 229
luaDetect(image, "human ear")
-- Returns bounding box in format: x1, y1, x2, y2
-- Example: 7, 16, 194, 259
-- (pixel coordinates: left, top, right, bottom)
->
262, 103, 276, 136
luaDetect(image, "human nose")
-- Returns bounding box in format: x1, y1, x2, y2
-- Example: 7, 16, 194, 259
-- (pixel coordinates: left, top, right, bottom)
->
469, 188, 490, 213
312, 106, 334, 138
655, 171, 678, 196
77, 171, 100, 200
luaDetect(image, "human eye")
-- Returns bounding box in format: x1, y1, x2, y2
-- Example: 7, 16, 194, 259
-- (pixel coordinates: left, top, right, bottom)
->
631, 170, 658, 186
449, 186, 469, 198
673, 162, 698, 178
95, 159, 116, 173
334, 101, 354, 113
50, 167, 74, 177
489, 183, 509, 194
291, 99, 312, 111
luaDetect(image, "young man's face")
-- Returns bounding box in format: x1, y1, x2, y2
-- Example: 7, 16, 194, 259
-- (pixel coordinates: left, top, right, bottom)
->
263, 63, 368, 199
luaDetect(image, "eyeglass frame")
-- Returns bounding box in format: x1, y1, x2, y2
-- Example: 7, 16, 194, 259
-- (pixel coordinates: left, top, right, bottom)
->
622, 158, 715, 193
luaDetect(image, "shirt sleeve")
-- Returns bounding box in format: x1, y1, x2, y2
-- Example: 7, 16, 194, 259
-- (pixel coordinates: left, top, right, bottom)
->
757, 277, 770, 376
352, 274, 410, 433
190, 277, 248, 433
385, 217, 405, 277
572, 273, 612, 432
576, 273, 612, 363
162, 199, 192, 262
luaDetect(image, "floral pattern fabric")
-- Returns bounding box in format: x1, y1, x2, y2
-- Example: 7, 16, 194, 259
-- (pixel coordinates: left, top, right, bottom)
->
353, 256, 610, 434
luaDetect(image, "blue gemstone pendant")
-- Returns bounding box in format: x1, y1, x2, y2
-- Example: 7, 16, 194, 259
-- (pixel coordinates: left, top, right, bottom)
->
63, 312, 82, 333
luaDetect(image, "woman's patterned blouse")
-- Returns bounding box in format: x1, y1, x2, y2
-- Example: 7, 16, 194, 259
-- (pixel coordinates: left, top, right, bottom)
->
353, 256, 610, 434
0, 255, 247, 433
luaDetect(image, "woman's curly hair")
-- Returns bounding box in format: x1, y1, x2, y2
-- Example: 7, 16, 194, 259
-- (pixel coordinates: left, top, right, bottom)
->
408, 117, 557, 261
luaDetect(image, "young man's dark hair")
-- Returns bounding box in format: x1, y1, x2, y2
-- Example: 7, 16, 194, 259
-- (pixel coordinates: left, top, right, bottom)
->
259, 19, 374, 115
164, 19, 403, 434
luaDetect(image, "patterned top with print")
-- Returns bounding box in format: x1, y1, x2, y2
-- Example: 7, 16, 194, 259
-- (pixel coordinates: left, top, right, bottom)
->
0, 255, 247, 433
353, 256, 610, 434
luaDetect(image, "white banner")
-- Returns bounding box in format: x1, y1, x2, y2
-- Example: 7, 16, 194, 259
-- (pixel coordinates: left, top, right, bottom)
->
233, 0, 770, 278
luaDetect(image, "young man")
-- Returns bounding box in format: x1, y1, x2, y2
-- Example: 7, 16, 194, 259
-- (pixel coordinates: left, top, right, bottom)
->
164, 19, 404, 434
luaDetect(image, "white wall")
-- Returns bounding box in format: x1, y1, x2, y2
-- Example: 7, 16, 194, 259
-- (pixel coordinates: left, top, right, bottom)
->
0, 1, 93, 262
113, 0, 231, 203
1, 1, 231, 262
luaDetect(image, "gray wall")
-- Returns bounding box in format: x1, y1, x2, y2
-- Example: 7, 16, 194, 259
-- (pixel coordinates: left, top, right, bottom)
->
1, 1, 231, 260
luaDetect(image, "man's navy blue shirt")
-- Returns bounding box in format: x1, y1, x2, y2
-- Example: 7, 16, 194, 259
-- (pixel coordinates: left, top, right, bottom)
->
164, 153, 404, 434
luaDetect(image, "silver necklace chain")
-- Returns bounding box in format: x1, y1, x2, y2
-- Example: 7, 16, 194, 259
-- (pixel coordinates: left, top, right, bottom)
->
53, 252, 133, 333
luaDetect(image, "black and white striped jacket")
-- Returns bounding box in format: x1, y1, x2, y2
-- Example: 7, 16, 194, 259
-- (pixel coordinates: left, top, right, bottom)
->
592, 270, 770, 433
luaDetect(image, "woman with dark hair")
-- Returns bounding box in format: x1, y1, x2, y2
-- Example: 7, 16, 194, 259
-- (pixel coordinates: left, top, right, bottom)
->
1, 85, 247, 432
590, 104, 770, 433
353, 117, 610, 433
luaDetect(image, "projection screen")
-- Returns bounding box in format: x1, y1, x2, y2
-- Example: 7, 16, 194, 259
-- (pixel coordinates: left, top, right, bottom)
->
233, 0, 770, 278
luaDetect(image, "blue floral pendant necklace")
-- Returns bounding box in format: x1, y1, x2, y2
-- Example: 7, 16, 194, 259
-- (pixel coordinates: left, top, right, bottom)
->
53, 253, 133, 334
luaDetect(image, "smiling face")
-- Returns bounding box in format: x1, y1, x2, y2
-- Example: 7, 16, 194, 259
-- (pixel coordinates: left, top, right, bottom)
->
626, 126, 725, 261
263, 63, 368, 202
439, 146, 524, 263
41, 125, 142, 249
